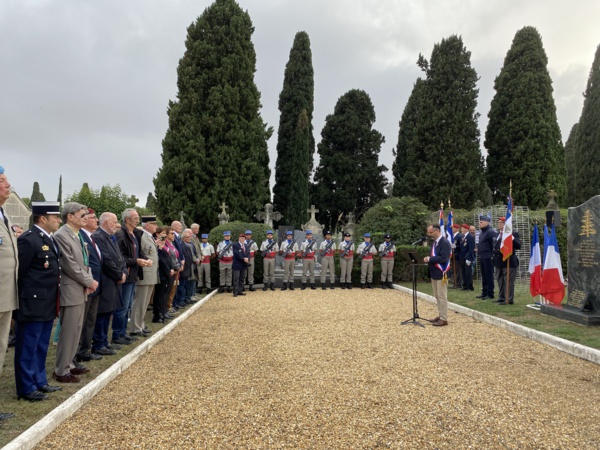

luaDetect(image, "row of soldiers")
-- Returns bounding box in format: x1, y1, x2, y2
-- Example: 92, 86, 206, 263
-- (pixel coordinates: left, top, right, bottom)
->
214, 229, 398, 292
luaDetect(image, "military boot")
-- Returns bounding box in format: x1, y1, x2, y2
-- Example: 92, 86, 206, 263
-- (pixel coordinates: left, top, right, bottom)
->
301, 283, 307, 290
330, 282, 335, 290
262, 284, 268, 292
341, 283, 347, 289
310, 283, 316, 290
249, 284, 256, 292
347, 283, 353, 290
388, 281, 394, 289
282, 283, 287, 291
270, 283, 275, 291
218, 286, 225, 293
380, 282, 386, 289
289, 282, 295, 291
361, 283, 365, 289
367, 283, 373, 289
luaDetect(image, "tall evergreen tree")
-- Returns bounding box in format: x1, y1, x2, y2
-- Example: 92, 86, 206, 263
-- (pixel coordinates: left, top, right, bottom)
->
57, 175, 63, 207
272, 31, 314, 227
396, 36, 486, 209
392, 79, 425, 197
485, 26, 565, 208
564, 123, 579, 207
154, 0, 272, 230
312, 89, 387, 231
145, 192, 158, 212
30, 181, 46, 202
572, 44, 600, 205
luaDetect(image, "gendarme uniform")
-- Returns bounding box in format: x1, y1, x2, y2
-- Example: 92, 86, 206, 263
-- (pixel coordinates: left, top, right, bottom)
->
260, 231, 278, 291
199, 234, 214, 293
338, 233, 354, 289
299, 231, 317, 290
356, 233, 377, 288
279, 231, 298, 290
319, 231, 336, 289
216, 231, 233, 292
244, 230, 259, 291
379, 234, 396, 288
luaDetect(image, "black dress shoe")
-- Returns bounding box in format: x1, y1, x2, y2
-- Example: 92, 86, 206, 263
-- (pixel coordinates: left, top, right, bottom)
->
238, 292, 246, 296
0, 412, 15, 421
38, 385, 62, 393
475, 294, 486, 299
93, 347, 117, 356
107, 343, 122, 350
497, 301, 508, 305
152, 316, 164, 323
18, 390, 48, 402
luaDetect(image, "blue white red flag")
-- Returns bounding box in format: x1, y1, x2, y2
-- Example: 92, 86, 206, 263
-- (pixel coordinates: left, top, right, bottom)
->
500, 197, 513, 261
446, 210, 454, 245
439, 207, 445, 239
540, 224, 565, 304
528, 224, 542, 297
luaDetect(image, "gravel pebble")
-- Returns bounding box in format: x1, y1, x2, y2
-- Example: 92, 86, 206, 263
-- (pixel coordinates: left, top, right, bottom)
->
38, 289, 600, 449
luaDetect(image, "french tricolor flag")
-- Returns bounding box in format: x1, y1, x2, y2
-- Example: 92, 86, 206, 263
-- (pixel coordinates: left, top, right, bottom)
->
540, 224, 565, 305
528, 224, 542, 297
500, 197, 513, 260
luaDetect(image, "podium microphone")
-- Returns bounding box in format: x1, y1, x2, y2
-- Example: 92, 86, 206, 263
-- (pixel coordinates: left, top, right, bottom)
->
411, 237, 426, 246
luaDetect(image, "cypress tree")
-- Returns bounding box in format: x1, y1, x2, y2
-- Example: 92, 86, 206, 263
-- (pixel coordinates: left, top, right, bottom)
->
57, 175, 63, 207
572, 44, 600, 205
30, 181, 46, 202
401, 36, 486, 209
564, 123, 579, 207
312, 89, 387, 231
485, 26, 565, 208
154, 0, 272, 230
272, 31, 314, 227
145, 192, 158, 212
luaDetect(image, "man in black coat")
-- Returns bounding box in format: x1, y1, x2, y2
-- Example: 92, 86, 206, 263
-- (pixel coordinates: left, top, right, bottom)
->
460, 223, 475, 291
492, 217, 522, 305
14, 202, 63, 401
476, 215, 497, 300
91, 212, 127, 356
232, 234, 249, 297
423, 224, 452, 327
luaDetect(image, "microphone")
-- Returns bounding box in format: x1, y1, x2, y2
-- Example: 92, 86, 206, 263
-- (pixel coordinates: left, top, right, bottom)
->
411, 237, 427, 246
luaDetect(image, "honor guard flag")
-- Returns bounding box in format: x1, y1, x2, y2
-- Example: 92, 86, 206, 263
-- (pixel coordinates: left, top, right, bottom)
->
446, 210, 454, 245
439, 207, 446, 239
500, 196, 514, 261
539, 224, 565, 304
528, 224, 542, 297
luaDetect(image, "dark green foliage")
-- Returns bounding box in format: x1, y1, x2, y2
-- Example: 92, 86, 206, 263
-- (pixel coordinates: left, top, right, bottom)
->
395, 36, 487, 209
30, 181, 46, 202
272, 32, 314, 227
564, 123, 579, 207
57, 175, 62, 207
485, 26, 565, 208
355, 196, 430, 246
66, 183, 137, 217
145, 192, 158, 212
571, 44, 600, 206
312, 89, 387, 231
154, 0, 272, 231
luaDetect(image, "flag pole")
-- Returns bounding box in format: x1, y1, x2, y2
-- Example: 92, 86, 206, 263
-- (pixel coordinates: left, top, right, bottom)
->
449, 198, 457, 288
506, 181, 512, 304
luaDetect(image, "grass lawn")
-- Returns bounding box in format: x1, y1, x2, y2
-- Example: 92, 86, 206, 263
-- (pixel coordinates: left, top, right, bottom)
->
398, 280, 600, 349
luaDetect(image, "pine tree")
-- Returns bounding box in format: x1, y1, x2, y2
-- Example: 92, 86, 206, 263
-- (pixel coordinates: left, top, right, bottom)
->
392, 79, 425, 197
30, 181, 46, 202
564, 123, 579, 207
398, 36, 486, 209
272, 31, 315, 227
154, 0, 272, 230
572, 44, 600, 205
312, 89, 387, 231
485, 26, 565, 208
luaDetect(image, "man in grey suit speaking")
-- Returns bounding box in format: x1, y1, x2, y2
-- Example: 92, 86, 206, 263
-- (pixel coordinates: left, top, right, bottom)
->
53, 202, 99, 383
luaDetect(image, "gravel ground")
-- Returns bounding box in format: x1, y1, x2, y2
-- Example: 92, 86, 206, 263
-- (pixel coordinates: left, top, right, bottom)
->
38, 289, 600, 449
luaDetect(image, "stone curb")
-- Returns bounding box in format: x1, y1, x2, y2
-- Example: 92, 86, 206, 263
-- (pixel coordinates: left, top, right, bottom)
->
5, 286, 599, 448
394, 285, 600, 365
2, 293, 214, 450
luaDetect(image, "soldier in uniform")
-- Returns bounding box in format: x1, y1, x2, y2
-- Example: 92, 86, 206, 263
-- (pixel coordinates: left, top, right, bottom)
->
319, 230, 336, 290
299, 230, 317, 290
260, 230, 278, 291
279, 230, 298, 291
378, 234, 396, 288
244, 230, 258, 292
198, 234, 214, 294
460, 224, 475, 291
476, 215, 497, 300
216, 231, 234, 293
356, 233, 377, 289
14, 202, 63, 401
338, 232, 354, 289
451, 223, 463, 289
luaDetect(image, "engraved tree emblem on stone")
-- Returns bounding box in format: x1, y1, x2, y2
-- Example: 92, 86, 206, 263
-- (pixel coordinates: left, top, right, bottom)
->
254, 203, 281, 228
579, 209, 597, 238
218, 202, 230, 225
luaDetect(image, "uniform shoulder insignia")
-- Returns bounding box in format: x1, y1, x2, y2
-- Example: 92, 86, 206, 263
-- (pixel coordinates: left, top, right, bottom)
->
42, 245, 50, 251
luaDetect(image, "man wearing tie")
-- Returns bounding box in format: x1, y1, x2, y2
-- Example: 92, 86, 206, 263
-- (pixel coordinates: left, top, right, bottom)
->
0, 166, 18, 420
14, 202, 63, 401
53, 202, 99, 383
423, 224, 452, 327
232, 233, 249, 297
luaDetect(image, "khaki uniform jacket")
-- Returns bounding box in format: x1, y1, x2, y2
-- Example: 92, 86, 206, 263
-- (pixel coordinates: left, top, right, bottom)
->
0, 213, 18, 313
54, 225, 94, 307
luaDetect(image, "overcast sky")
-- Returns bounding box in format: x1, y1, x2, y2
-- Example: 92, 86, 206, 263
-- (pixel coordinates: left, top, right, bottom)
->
1, 0, 598, 209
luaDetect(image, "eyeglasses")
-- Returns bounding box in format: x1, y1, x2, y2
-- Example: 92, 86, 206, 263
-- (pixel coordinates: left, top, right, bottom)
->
71, 212, 87, 219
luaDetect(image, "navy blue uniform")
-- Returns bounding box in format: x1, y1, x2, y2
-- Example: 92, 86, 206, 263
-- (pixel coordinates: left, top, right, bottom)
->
493, 231, 522, 303
477, 224, 497, 298
232, 242, 248, 296
14, 227, 60, 397
461, 232, 475, 291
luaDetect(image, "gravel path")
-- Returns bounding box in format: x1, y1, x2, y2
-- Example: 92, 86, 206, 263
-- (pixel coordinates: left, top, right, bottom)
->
39, 289, 600, 449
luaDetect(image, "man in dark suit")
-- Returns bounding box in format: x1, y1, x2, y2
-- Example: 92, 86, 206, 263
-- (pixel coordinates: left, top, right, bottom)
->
14, 202, 63, 401
76, 209, 102, 362
492, 217, 522, 305
460, 224, 475, 291
476, 215, 497, 300
232, 234, 249, 297
423, 224, 452, 327
53, 202, 98, 383
92, 212, 127, 357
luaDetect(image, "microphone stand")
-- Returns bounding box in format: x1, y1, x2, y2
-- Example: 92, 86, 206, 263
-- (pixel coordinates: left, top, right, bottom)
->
401, 249, 428, 327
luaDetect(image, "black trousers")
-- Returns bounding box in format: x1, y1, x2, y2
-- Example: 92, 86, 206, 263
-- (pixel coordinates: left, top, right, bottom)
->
233, 268, 247, 294
480, 257, 494, 297
77, 296, 99, 358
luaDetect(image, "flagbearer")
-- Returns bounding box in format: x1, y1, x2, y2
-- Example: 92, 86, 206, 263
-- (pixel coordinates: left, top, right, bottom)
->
423, 224, 451, 327
357, 233, 377, 289
493, 217, 521, 305
260, 230, 278, 291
